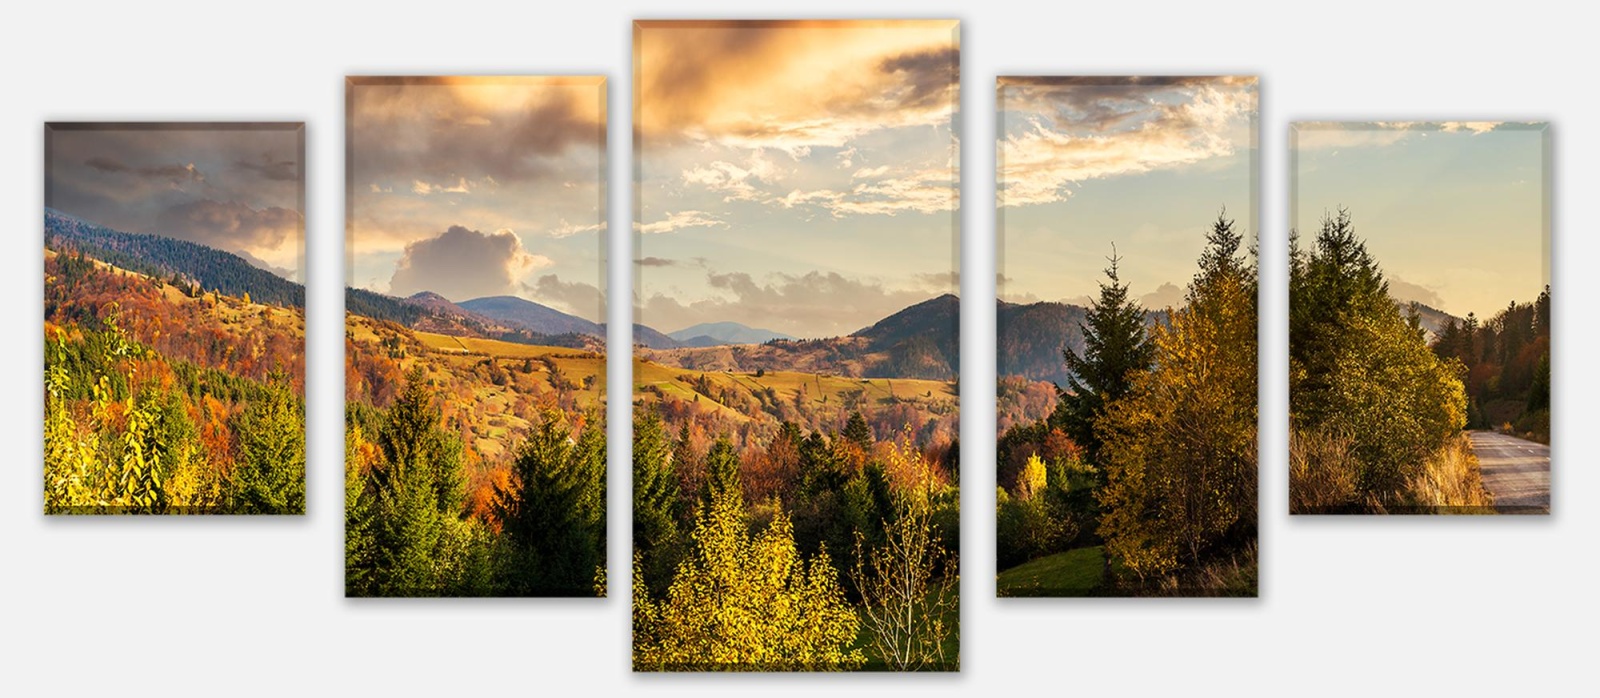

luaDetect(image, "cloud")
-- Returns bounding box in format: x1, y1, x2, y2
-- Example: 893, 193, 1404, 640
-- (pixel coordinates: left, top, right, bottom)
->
681, 155, 781, 201
1387, 275, 1446, 309
527, 274, 604, 322
388, 225, 551, 301
1294, 121, 1508, 151
547, 219, 605, 238
635, 256, 678, 267
636, 21, 958, 151
85, 156, 204, 186
634, 210, 726, 235
775, 166, 957, 217
640, 268, 939, 338
998, 77, 1255, 207
154, 199, 302, 253
853, 165, 889, 179
350, 77, 604, 187
1139, 281, 1185, 310
410, 177, 477, 195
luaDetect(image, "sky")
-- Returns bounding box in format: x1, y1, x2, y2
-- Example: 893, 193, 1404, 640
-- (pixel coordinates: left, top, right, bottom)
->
997, 76, 1257, 310
1293, 121, 1549, 317
347, 76, 606, 322
46, 123, 304, 280
634, 20, 960, 339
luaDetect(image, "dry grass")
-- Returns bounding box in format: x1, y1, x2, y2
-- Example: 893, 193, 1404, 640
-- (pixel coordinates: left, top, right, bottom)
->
1291, 428, 1493, 514
1400, 433, 1493, 513
1289, 429, 1363, 514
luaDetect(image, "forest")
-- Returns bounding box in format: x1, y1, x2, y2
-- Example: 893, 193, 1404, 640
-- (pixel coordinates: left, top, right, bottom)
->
632, 408, 959, 671
44, 242, 305, 514
631, 296, 962, 670
996, 212, 1258, 596
1288, 209, 1548, 513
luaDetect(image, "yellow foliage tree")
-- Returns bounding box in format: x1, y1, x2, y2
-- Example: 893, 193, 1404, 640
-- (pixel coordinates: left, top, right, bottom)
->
1097, 212, 1257, 582
633, 487, 864, 671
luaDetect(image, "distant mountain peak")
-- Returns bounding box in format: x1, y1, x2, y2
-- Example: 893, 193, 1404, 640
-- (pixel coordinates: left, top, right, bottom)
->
667, 321, 795, 347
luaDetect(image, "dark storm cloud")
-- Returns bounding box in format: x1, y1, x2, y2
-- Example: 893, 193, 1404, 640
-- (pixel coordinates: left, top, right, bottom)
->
349, 79, 604, 186
154, 199, 302, 251
46, 124, 303, 273
388, 225, 550, 301
878, 46, 959, 113
84, 156, 205, 184
233, 155, 300, 181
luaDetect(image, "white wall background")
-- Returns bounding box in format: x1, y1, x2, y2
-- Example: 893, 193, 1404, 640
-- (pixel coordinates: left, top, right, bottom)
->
3, 1, 1592, 695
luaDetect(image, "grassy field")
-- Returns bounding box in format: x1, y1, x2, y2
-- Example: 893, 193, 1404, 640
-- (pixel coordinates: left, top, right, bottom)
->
633, 356, 955, 424
996, 547, 1106, 597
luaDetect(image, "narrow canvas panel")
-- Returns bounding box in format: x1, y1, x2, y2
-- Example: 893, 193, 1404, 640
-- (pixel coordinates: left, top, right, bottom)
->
1289, 121, 1551, 515
45, 122, 307, 515
344, 76, 609, 596
632, 20, 961, 671
996, 77, 1260, 597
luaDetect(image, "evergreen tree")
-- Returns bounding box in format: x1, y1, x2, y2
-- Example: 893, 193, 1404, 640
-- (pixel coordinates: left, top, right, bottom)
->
698, 438, 742, 514
228, 371, 305, 514
1051, 246, 1154, 461
634, 410, 684, 594
493, 410, 606, 596
842, 412, 874, 451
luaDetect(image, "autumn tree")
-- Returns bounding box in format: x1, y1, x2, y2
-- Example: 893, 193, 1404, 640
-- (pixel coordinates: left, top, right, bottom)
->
633, 484, 864, 671
1097, 211, 1258, 580
851, 431, 958, 670
1290, 209, 1467, 504
1052, 247, 1153, 462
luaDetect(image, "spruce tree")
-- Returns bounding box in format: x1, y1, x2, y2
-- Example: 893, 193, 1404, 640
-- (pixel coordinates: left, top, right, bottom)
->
1051, 246, 1153, 462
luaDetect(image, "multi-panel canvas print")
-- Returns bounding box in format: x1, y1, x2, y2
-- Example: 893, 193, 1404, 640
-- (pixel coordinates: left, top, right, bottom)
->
631, 20, 961, 670
996, 77, 1259, 596
44, 122, 307, 515
1289, 121, 1551, 515
344, 77, 608, 596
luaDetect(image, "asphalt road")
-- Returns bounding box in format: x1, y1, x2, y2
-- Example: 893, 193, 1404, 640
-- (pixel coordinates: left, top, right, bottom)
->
1469, 431, 1551, 514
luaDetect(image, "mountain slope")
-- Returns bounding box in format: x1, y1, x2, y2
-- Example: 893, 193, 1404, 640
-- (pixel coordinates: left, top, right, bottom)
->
638, 294, 959, 381
45, 208, 303, 308
459, 295, 603, 337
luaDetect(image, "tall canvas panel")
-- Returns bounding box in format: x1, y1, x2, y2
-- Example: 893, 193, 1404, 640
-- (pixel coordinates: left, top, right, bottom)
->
344, 76, 609, 596
1289, 121, 1551, 515
632, 20, 961, 670
996, 77, 1259, 596
45, 122, 306, 515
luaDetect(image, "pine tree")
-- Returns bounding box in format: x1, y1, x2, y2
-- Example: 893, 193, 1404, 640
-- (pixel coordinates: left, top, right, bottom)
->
228, 371, 305, 514
1051, 246, 1153, 462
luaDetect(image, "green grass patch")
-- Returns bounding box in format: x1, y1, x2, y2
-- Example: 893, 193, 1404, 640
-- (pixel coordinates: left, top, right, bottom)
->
997, 546, 1106, 597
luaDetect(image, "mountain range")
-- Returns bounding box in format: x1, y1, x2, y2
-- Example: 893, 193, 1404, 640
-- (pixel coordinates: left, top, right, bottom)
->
667, 321, 795, 347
